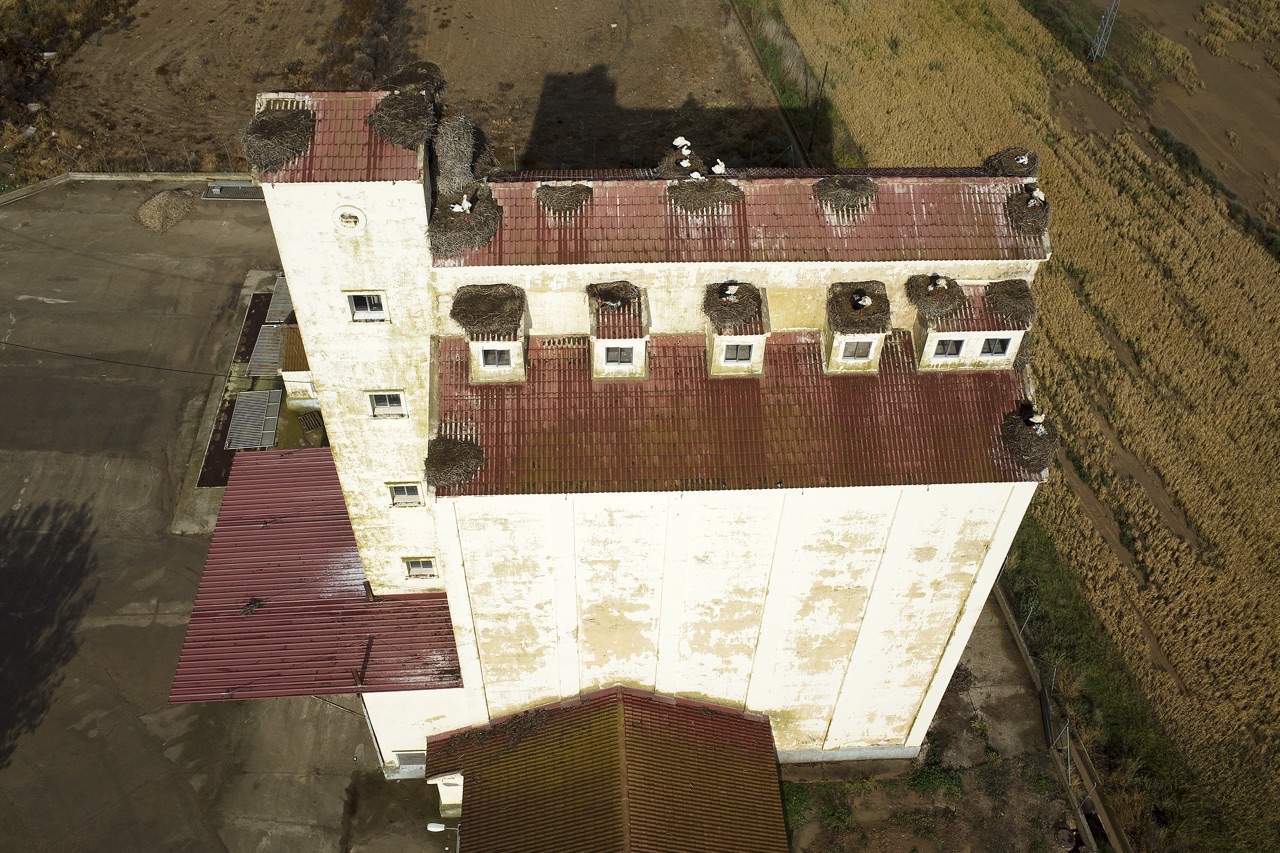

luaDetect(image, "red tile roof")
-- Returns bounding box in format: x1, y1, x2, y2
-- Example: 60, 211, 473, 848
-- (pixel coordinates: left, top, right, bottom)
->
434, 332, 1036, 497
434, 175, 1046, 267
594, 297, 645, 340
170, 448, 461, 702
257, 92, 421, 184
422, 687, 787, 853
930, 284, 1034, 333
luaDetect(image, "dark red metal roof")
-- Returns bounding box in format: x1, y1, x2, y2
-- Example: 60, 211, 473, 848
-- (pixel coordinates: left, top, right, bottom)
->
434, 332, 1036, 497
422, 686, 787, 853
434, 176, 1047, 267
258, 92, 421, 184
930, 284, 1034, 333
170, 448, 461, 702
594, 297, 645, 340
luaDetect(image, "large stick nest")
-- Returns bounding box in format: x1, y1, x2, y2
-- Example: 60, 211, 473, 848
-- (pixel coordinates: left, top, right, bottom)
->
366, 89, 438, 150
1006, 186, 1050, 236
813, 175, 877, 215
827, 281, 891, 335
242, 108, 317, 173
668, 179, 745, 213
135, 189, 195, 233
535, 184, 593, 215
702, 282, 762, 333
906, 274, 969, 322
424, 436, 484, 487
374, 61, 447, 96
985, 279, 1037, 326
1000, 403, 1060, 471
587, 281, 639, 308
432, 107, 499, 197
983, 147, 1039, 177
654, 149, 706, 179
430, 184, 504, 258
450, 283, 526, 338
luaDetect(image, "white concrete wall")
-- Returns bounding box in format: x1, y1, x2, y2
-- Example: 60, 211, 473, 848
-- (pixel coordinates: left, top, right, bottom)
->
363, 687, 481, 777
435, 481, 1037, 754
916, 325, 1026, 371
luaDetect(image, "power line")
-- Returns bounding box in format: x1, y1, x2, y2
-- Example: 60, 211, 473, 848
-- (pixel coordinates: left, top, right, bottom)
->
0, 339, 224, 377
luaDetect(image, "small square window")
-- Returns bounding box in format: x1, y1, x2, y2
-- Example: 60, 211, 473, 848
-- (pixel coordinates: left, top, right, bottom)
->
605, 346, 633, 365
934, 339, 963, 358
723, 343, 753, 363
842, 340, 873, 360
404, 558, 437, 578
389, 484, 422, 506
981, 337, 1010, 356
349, 293, 386, 321
369, 392, 405, 417
482, 348, 512, 367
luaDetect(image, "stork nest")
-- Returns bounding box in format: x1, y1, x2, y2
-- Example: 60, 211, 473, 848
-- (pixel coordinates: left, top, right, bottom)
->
375, 61, 446, 96
702, 282, 762, 333
985, 279, 1037, 326
535, 183, 593, 215
668, 179, 744, 213
655, 149, 706, 179
587, 280, 639, 308
366, 89, 438, 150
430, 184, 503, 258
827, 281, 891, 334
906, 274, 969, 322
449, 283, 525, 338
241, 107, 317, 173
433, 108, 485, 197
424, 436, 484, 487
1000, 404, 1060, 472
813, 175, 877, 215
1015, 328, 1035, 372
1006, 186, 1050, 236
983, 147, 1039, 177
135, 188, 195, 233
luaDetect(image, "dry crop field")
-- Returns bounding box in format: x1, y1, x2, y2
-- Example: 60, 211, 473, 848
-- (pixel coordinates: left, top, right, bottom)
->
768, 0, 1279, 848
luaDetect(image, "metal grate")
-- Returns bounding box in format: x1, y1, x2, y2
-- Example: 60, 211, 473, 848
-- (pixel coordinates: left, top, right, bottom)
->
298, 411, 324, 432
225, 389, 282, 450
247, 324, 285, 376
265, 275, 293, 323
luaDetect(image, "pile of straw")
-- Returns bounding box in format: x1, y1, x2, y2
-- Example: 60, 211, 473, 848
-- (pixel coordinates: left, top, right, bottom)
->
449, 283, 525, 338
702, 282, 762, 333
135, 189, 195, 233
1006, 186, 1050, 236
535, 184, 593, 215
983, 147, 1039, 177
668, 179, 744, 213
424, 436, 484, 486
241, 107, 316, 173
906, 274, 969, 322
430, 184, 503, 257
985, 279, 1037, 326
1000, 404, 1059, 471
827, 281, 890, 334
813, 175, 877, 214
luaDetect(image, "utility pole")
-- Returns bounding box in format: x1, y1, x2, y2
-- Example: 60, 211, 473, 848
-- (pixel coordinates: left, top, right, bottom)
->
1089, 0, 1121, 62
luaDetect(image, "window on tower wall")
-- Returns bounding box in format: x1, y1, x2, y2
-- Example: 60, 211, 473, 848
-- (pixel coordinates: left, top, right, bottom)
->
348, 293, 387, 321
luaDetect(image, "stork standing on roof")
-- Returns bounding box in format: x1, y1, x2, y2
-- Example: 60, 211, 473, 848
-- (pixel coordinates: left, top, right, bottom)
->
712, 159, 726, 175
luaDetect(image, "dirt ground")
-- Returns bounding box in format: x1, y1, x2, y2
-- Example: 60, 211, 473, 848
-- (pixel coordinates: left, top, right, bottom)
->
42, 0, 795, 172
783, 601, 1077, 853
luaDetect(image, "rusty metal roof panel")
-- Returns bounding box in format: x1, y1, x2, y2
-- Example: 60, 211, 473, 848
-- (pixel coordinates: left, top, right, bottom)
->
435, 332, 1035, 497
170, 448, 461, 702
259, 92, 421, 184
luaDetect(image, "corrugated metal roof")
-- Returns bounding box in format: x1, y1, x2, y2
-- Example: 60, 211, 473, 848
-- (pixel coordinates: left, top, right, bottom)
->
281, 324, 309, 372
258, 93, 421, 184
594, 297, 644, 340
435, 332, 1036, 497
930, 284, 1034, 333
224, 389, 280, 449
422, 686, 787, 853
433, 176, 1047, 267
170, 448, 461, 702
247, 324, 284, 377
265, 274, 294, 323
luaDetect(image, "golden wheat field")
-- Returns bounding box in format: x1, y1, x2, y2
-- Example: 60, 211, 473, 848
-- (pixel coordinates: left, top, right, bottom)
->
773, 0, 1279, 848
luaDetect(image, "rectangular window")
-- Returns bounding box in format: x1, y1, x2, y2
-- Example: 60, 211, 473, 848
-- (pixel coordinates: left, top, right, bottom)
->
981, 337, 1011, 356
404, 557, 437, 578
369, 392, 405, 417
481, 348, 512, 367
389, 484, 422, 506
723, 343, 753, 363
605, 346, 633, 365
348, 293, 386, 321
934, 339, 963, 358
842, 340, 873, 360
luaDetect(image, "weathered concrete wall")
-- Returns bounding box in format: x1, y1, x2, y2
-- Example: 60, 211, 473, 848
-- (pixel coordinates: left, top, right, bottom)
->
363, 687, 481, 777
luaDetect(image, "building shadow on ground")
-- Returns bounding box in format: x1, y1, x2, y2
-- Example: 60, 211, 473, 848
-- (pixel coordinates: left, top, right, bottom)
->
0, 501, 99, 769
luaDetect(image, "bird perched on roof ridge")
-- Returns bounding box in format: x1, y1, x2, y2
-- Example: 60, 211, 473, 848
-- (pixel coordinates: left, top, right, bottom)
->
712, 159, 726, 175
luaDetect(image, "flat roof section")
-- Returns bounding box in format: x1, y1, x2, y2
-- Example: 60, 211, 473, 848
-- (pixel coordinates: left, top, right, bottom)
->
434, 331, 1037, 497
433, 175, 1048, 267
170, 448, 461, 702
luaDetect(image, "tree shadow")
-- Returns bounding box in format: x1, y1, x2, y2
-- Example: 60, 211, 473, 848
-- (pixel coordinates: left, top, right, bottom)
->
517, 64, 833, 171
0, 501, 99, 769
